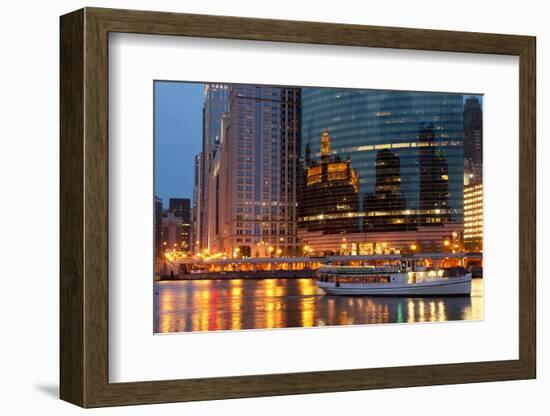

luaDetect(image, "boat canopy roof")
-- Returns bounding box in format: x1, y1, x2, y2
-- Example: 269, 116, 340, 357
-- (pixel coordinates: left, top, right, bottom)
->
319, 265, 395, 275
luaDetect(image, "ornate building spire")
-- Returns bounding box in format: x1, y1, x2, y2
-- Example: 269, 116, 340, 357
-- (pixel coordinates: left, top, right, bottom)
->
321, 131, 331, 159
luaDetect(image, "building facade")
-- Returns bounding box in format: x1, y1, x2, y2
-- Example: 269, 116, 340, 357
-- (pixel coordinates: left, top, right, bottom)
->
154, 195, 163, 258
463, 96, 483, 182
299, 89, 465, 254
167, 198, 191, 251
206, 84, 301, 257
363, 148, 408, 232
192, 153, 203, 252
464, 182, 483, 251
197, 84, 231, 250
463, 96, 483, 251
300, 131, 360, 234
161, 212, 188, 252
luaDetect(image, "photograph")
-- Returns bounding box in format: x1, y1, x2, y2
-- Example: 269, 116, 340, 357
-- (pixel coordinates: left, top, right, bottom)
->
153, 82, 484, 334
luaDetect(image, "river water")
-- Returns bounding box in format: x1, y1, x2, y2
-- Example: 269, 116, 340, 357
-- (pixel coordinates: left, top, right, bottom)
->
154, 278, 483, 333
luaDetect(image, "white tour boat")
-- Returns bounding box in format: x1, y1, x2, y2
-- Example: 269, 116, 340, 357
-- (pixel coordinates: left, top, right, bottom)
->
315, 259, 471, 296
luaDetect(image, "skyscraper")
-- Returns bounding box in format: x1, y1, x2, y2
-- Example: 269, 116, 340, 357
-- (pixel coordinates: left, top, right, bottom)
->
167, 198, 191, 251
463, 96, 483, 182
206, 84, 301, 257
168, 197, 190, 219
463, 96, 483, 250
203, 83, 231, 167
464, 182, 483, 251
299, 89, 465, 254
192, 153, 203, 252
198, 84, 231, 250
154, 195, 163, 258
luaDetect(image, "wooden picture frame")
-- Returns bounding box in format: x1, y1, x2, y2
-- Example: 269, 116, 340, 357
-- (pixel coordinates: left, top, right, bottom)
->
60, 7, 536, 408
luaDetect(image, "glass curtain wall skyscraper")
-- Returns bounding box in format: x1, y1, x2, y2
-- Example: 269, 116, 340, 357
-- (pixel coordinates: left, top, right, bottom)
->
299, 89, 465, 254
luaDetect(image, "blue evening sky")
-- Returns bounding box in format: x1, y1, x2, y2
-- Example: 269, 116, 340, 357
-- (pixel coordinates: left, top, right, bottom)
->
154, 81, 204, 208
154, 82, 481, 209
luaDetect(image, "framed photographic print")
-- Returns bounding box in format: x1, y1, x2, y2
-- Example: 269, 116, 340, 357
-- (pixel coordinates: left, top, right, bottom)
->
60, 7, 536, 408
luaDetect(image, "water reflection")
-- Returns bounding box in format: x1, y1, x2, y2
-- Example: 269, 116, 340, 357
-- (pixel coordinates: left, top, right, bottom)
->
154, 278, 483, 333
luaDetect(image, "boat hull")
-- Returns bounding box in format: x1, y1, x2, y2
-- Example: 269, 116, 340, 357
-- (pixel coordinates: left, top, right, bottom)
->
316, 275, 471, 296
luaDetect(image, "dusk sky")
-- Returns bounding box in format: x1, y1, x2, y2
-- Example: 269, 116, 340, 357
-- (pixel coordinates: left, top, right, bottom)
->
154, 81, 481, 209
154, 81, 204, 208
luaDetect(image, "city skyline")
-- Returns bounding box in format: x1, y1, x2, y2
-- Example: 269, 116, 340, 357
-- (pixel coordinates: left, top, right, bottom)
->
154, 81, 482, 210
154, 81, 484, 333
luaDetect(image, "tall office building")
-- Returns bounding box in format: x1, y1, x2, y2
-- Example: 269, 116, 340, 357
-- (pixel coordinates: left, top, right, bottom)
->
192, 153, 203, 252
167, 198, 191, 251
161, 212, 188, 252
206, 84, 301, 257
299, 89, 465, 254
154, 195, 163, 258
203, 84, 231, 167
464, 182, 483, 251
463, 96, 483, 182
463, 97, 483, 251
198, 84, 231, 250
168, 198, 190, 219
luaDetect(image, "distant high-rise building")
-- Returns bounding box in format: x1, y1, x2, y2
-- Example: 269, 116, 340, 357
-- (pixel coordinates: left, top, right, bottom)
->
463, 96, 483, 183
192, 153, 203, 252
154, 195, 163, 258
168, 198, 190, 219
463, 97, 483, 251
206, 84, 301, 257
161, 212, 188, 252
167, 198, 191, 251
299, 89, 465, 254
464, 183, 483, 251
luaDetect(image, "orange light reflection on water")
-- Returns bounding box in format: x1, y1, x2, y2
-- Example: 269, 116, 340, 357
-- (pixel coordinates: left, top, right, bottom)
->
155, 278, 484, 333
